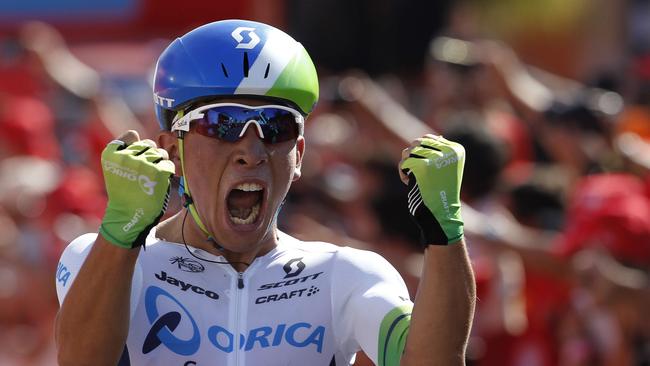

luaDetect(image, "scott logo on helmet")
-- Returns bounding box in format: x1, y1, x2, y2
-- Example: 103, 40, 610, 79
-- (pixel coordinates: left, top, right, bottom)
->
231, 27, 260, 49
154, 93, 175, 108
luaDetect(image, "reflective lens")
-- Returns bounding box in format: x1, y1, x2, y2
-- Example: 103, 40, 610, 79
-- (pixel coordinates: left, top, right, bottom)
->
172, 103, 303, 144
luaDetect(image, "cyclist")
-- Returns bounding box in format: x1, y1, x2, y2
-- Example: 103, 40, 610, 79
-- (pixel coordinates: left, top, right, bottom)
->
54, 19, 475, 365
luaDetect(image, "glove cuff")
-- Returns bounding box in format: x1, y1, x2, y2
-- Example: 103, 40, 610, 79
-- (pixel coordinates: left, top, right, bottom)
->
410, 212, 463, 247
98, 224, 133, 249
407, 175, 464, 247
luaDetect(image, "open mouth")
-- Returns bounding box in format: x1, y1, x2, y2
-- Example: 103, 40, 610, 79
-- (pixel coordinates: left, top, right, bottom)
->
227, 182, 264, 225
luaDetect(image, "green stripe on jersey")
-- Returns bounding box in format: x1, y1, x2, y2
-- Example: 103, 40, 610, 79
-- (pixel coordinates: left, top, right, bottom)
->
378, 304, 412, 366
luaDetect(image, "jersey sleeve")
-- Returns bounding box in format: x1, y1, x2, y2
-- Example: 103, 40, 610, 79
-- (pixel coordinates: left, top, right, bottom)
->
54, 233, 143, 321
331, 247, 413, 366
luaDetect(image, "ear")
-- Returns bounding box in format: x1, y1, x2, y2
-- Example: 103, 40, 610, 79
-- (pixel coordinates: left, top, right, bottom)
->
156, 131, 181, 177
292, 136, 305, 182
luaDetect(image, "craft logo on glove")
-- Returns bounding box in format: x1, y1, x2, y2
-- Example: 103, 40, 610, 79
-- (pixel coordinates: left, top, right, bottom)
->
439, 190, 452, 219
122, 208, 145, 233
103, 160, 157, 195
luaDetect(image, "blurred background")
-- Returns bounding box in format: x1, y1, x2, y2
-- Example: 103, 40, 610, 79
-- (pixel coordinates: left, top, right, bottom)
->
1, 0, 650, 365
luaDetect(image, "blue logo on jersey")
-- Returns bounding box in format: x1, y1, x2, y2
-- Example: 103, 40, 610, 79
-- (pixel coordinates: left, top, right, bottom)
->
143, 286, 200, 355
207, 322, 324, 353
143, 286, 325, 356
56, 262, 71, 287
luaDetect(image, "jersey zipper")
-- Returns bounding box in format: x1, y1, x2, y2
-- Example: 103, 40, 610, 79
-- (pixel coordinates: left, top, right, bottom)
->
228, 258, 263, 365
234, 276, 240, 366
235, 272, 243, 366
233, 269, 252, 366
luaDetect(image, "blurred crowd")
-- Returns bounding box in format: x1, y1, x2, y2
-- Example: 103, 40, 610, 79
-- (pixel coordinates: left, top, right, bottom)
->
1, 4, 650, 366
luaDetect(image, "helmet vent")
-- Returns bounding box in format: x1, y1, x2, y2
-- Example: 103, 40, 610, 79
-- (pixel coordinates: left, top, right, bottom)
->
264, 63, 270, 79
221, 63, 229, 78
243, 52, 250, 77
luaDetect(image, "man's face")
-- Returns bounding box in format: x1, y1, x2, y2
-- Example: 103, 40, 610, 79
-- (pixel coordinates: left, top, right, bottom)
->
180, 98, 304, 252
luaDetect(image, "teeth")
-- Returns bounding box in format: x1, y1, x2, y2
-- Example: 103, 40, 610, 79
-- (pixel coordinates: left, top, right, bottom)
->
235, 182, 263, 192
230, 203, 260, 225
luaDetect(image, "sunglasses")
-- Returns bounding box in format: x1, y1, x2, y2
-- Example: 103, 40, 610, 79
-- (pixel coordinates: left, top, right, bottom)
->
171, 103, 304, 144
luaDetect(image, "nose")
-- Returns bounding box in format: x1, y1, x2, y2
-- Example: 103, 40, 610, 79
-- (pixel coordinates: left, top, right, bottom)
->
232, 125, 268, 167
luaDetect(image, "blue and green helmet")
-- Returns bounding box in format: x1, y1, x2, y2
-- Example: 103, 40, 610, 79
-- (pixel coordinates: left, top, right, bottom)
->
153, 19, 319, 130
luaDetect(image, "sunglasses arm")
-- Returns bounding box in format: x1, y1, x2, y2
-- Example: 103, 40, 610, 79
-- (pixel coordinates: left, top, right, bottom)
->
171, 109, 206, 133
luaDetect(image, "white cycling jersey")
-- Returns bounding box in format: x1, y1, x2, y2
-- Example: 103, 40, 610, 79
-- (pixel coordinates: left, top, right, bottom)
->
55, 229, 413, 366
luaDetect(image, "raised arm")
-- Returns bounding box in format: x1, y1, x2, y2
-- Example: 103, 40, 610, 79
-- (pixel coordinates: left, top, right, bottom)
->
398, 135, 476, 365
400, 241, 475, 365
56, 235, 140, 365
55, 130, 174, 365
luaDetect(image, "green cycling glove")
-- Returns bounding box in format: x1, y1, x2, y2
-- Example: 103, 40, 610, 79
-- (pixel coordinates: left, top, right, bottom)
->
99, 139, 175, 248
400, 136, 465, 246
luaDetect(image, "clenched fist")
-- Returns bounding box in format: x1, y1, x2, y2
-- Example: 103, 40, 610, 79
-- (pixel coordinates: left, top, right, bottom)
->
399, 135, 465, 246
99, 130, 175, 248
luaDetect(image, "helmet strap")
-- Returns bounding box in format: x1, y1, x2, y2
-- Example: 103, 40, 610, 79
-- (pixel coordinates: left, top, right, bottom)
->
175, 110, 216, 242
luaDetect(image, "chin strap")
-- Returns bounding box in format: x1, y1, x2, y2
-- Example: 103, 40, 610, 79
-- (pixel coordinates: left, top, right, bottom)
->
175, 110, 217, 243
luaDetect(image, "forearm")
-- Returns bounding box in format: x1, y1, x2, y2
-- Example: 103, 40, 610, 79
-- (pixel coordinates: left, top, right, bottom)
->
55, 234, 139, 366
401, 239, 476, 365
